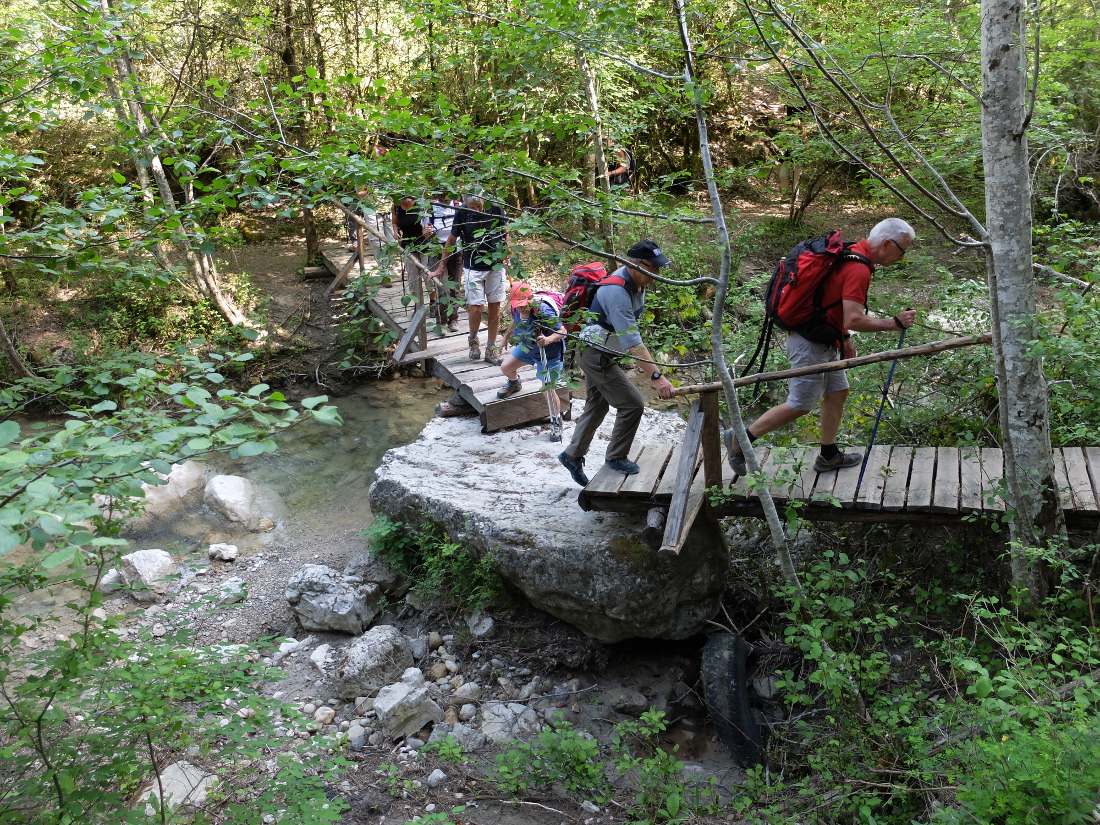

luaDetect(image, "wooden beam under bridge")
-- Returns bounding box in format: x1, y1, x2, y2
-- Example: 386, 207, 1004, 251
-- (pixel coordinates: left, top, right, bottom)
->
671, 333, 992, 396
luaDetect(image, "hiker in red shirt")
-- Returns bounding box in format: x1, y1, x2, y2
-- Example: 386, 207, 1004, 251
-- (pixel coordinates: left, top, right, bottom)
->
726, 218, 918, 475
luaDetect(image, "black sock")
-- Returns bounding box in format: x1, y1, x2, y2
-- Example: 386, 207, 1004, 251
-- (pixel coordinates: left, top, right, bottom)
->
820, 443, 839, 460
747, 432, 758, 444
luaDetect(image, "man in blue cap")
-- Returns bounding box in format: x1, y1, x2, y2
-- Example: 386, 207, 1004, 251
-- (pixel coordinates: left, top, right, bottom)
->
558, 240, 676, 486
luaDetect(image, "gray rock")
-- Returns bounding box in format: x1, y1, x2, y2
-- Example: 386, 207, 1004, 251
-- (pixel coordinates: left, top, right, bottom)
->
203, 475, 256, 524
458, 703, 477, 722
285, 564, 381, 635
120, 549, 177, 602
467, 612, 494, 637
480, 701, 542, 742
218, 577, 247, 605
409, 636, 429, 660
406, 737, 425, 750
368, 413, 728, 642
313, 706, 336, 725
374, 675, 443, 740
368, 731, 384, 746
428, 721, 486, 753
334, 625, 414, 699
426, 769, 447, 788
428, 631, 443, 650
607, 687, 648, 717
343, 550, 408, 595
451, 681, 482, 704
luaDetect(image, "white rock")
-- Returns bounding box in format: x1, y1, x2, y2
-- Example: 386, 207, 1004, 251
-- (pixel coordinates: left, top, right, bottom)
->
314, 706, 336, 725
203, 475, 256, 525
141, 462, 209, 516
426, 769, 447, 788
334, 625, 414, 699
480, 702, 542, 742
467, 612, 494, 637
98, 568, 123, 594
374, 680, 443, 740
135, 760, 217, 815
207, 543, 239, 562
285, 564, 381, 635
428, 721, 486, 752
120, 549, 177, 602
310, 644, 332, 672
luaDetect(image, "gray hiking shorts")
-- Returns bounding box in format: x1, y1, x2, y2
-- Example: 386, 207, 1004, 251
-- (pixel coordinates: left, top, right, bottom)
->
785, 332, 848, 411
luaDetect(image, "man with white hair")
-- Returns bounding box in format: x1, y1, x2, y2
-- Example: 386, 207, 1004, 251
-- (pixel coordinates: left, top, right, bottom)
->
432, 193, 510, 363
726, 217, 918, 474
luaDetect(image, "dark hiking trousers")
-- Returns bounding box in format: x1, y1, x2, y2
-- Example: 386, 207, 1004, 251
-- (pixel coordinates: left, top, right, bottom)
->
565, 346, 644, 464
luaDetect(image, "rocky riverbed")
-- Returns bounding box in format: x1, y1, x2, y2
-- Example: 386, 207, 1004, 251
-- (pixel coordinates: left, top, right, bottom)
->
22, 378, 747, 824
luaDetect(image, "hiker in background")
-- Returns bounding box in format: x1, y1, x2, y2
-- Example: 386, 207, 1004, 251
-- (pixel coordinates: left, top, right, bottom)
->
432, 193, 510, 365
558, 240, 675, 486
393, 195, 437, 315
605, 137, 634, 189
496, 282, 567, 440
726, 217, 918, 475
345, 186, 371, 251
424, 192, 462, 333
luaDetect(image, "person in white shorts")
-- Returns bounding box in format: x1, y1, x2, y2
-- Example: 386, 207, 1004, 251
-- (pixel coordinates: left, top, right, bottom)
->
432, 193, 510, 364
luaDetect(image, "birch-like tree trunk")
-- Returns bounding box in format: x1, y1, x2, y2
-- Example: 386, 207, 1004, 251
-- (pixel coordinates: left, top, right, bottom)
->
577, 49, 615, 252
981, 0, 1064, 593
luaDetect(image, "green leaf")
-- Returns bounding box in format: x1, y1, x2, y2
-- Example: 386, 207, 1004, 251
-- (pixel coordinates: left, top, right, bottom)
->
236, 441, 266, 457
972, 674, 993, 699
301, 395, 328, 410
112, 171, 126, 184
42, 546, 77, 568
91, 400, 118, 412
0, 526, 21, 555
0, 420, 19, 447
0, 450, 30, 470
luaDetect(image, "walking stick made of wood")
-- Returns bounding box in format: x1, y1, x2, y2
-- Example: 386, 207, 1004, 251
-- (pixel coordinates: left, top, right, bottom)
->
854, 317, 910, 499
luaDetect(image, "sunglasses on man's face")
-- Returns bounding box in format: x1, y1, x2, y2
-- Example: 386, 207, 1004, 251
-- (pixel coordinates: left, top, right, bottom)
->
888, 238, 909, 256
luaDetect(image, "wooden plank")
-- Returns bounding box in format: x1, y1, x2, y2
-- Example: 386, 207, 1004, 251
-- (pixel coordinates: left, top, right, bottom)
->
661, 476, 707, 556
756, 449, 782, 503
931, 447, 960, 514
789, 447, 822, 504
854, 445, 892, 510
881, 446, 912, 512
726, 446, 769, 502
584, 441, 645, 496
699, 391, 723, 491
905, 447, 936, 512
1061, 447, 1097, 514
620, 444, 674, 497
479, 388, 571, 433
828, 447, 864, 507
1051, 449, 1075, 510
656, 443, 686, 499
1084, 447, 1100, 515
764, 446, 813, 503
659, 404, 705, 549
325, 249, 366, 296
979, 447, 1005, 512
958, 448, 984, 514
392, 303, 430, 362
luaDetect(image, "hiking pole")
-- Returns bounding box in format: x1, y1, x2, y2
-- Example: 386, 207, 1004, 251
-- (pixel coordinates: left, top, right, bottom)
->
854, 312, 911, 499
540, 345, 563, 442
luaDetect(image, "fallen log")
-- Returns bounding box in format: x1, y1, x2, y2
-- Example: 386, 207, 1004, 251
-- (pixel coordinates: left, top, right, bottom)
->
672, 333, 992, 397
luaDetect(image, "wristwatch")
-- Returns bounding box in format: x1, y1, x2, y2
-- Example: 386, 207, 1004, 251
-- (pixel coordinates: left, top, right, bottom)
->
650, 370, 663, 381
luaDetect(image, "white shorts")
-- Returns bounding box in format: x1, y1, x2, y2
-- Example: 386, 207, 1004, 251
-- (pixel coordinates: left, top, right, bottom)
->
464, 267, 506, 306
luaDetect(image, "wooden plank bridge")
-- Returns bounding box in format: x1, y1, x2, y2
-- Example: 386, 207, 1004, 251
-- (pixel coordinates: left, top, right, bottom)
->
578, 390, 1100, 554
321, 245, 571, 433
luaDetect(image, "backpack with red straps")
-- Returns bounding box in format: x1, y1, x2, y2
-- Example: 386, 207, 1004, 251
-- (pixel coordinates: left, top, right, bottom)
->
763, 231, 871, 345
559, 262, 627, 332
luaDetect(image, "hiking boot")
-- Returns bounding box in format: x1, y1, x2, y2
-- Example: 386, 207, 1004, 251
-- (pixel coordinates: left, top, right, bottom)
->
468, 336, 481, 361
605, 458, 641, 475
723, 428, 747, 476
447, 319, 460, 333
484, 344, 502, 366
496, 378, 522, 399
558, 451, 589, 486
813, 450, 862, 472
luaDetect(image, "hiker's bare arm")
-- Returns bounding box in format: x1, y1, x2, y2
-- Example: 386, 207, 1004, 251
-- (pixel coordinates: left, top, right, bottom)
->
536, 325, 567, 348
432, 236, 457, 277
628, 343, 674, 400
842, 301, 916, 332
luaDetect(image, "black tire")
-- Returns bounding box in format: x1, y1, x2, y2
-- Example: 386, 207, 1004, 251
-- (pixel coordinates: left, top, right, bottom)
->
701, 632, 764, 767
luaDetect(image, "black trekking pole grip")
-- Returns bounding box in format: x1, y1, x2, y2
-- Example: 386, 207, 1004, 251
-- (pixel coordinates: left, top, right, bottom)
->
854, 308, 912, 497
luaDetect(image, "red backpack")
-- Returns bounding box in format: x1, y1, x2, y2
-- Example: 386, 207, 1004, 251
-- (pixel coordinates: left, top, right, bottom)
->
559, 262, 627, 332
763, 231, 871, 344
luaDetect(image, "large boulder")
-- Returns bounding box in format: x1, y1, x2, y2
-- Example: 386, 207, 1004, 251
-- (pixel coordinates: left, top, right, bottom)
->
334, 625, 414, 699
373, 667, 443, 740
368, 411, 728, 643
203, 475, 256, 525
285, 564, 382, 635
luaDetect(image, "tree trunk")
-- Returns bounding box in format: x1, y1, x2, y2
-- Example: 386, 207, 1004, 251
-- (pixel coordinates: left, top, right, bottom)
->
0, 312, 33, 379
981, 0, 1063, 595
577, 49, 615, 253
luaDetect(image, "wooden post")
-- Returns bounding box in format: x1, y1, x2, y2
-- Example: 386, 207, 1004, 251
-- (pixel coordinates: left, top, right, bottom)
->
660, 401, 704, 554
699, 389, 722, 491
